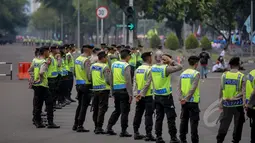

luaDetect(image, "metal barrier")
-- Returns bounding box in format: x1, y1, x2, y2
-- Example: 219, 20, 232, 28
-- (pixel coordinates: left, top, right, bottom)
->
0, 62, 13, 80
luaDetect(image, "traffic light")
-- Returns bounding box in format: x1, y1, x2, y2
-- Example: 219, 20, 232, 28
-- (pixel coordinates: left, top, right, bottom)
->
125, 6, 135, 31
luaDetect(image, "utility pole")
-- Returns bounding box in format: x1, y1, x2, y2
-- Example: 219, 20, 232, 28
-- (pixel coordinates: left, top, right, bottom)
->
128, 0, 133, 47
122, 12, 126, 45
251, 0, 254, 57
96, 0, 99, 45
61, 14, 63, 41
77, 0, 80, 49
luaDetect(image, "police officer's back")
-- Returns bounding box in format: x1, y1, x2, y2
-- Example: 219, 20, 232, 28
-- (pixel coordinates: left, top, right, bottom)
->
216, 57, 245, 143
178, 56, 200, 143
90, 51, 111, 134
106, 49, 133, 137
244, 69, 255, 143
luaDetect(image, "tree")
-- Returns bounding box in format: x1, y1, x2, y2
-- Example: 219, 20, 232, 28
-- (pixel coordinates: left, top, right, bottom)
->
150, 34, 161, 49
200, 36, 212, 50
165, 33, 180, 50
0, 0, 29, 35
202, 0, 249, 45
185, 34, 199, 49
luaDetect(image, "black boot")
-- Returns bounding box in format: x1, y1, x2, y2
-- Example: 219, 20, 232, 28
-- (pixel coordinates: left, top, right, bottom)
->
35, 122, 46, 128
180, 141, 187, 143
119, 131, 132, 137
94, 127, 106, 134
106, 125, 117, 135
156, 136, 165, 143
76, 126, 90, 132
69, 97, 76, 102
144, 134, 156, 141
55, 103, 62, 109
47, 121, 60, 129
134, 132, 145, 140
72, 125, 78, 131
170, 136, 181, 143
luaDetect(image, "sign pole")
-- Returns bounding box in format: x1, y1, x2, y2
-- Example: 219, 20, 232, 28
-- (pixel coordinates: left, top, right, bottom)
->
77, 0, 80, 49
101, 19, 104, 43
122, 12, 126, 45
96, 0, 99, 45
128, 0, 134, 47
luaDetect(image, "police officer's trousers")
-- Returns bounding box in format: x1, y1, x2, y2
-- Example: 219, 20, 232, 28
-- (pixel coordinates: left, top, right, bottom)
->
59, 76, 69, 103
107, 90, 130, 132
92, 90, 109, 129
216, 106, 245, 143
67, 72, 74, 99
48, 77, 59, 107
179, 103, 200, 143
74, 84, 92, 126
33, 86, 54, 123
154, 94, 177, 138
247, 108, 255, 143
133, 96, 154, 135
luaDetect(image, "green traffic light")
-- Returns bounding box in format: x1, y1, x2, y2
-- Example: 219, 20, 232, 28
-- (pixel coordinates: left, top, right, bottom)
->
127, 23, 134, 30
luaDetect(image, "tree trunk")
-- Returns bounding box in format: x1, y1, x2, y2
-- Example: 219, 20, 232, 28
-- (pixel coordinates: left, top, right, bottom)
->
175, 28, 183, 47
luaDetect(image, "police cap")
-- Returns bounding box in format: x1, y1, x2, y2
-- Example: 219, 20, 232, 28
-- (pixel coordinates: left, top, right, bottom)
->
89, 44, 94, 49
120, 49, 131, 55
70, 44, 75, 48
97, 50, 107, 58
40, 46, 49, 51
58, 45, 65, 50
229, 57, 240, 66
141, 52, 152, 61
117, 45, 122, 49
82, 45, 90, 48
63, 44, 70, 49
111, 44, 117, 47
50, 45, 58, 50
125, 45, 131, 49
101, 43, 106, 46
138, 44, 143, 48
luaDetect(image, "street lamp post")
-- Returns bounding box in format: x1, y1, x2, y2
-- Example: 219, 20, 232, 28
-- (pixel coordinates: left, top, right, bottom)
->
96, 0, 99, 45
251, 0, 254, 57
77, 0, 80, 49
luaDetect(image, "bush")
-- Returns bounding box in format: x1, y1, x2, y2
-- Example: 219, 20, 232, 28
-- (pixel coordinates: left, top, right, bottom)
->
200, 36, 212, 50
165, 33, 180, 50
185, 34, 199, 49
150, 34, 161, 49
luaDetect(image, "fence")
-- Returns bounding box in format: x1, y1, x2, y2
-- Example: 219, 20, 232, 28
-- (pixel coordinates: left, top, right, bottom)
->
0, 62, 13, 80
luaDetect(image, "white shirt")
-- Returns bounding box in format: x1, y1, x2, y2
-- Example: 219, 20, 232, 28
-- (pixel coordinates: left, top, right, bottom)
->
212, 63, 224, 72
220, 50, 225, 57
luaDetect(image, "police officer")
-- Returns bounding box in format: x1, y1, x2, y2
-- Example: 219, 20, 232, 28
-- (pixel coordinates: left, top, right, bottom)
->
244, 69, 255, 143
32, 46, 60, 128
66, 44, 76, 102
133, 52, 156, 141
90, 51, 111, 134
178, 56, 200, 143
107, 46, 119, 67
47, 45, 62, 109
72, 45, 93, 132
115, 45, 122, 60
101, 43, 107, 51
129, 47, 137, 79
106, 49, 133, 137
216, 57, 245, 143
151, 52, 182, 143
58, 45, 71, 106
136, 45, 143, 68
91, 45, 101, 64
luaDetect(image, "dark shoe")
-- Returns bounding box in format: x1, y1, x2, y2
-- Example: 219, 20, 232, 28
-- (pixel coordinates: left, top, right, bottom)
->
61, 102, 66, 107
180, 141, 187, 143
75, 96, 78, 100
35, 122, 46, 128
119, 131, 132, 137
134, 132, 145, 140
156, 137, 165, 143
205, 74, 207, 78
94, 128, 106, 134
55, 104, 62, 109
76, 126, 90, 132
72, 125, 78, 131
47, 122, 60, 129
170, 137, 181, 143
65, 99, 71, 105
144, 134, 156, 141
69, 98, 76, 102
41, 112, 47, 116
106, 129, 117, 135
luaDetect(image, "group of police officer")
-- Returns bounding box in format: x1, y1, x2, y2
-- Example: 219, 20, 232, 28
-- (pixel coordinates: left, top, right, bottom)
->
23, 38, 63, 47
28, 43, 255, 143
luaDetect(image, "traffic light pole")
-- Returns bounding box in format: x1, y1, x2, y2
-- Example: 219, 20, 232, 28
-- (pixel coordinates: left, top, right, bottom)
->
251, 0, 254, 57
128, 0, 134, 47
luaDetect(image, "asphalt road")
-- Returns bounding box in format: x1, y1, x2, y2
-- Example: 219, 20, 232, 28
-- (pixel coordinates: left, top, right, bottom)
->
0, 43, 253, 143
